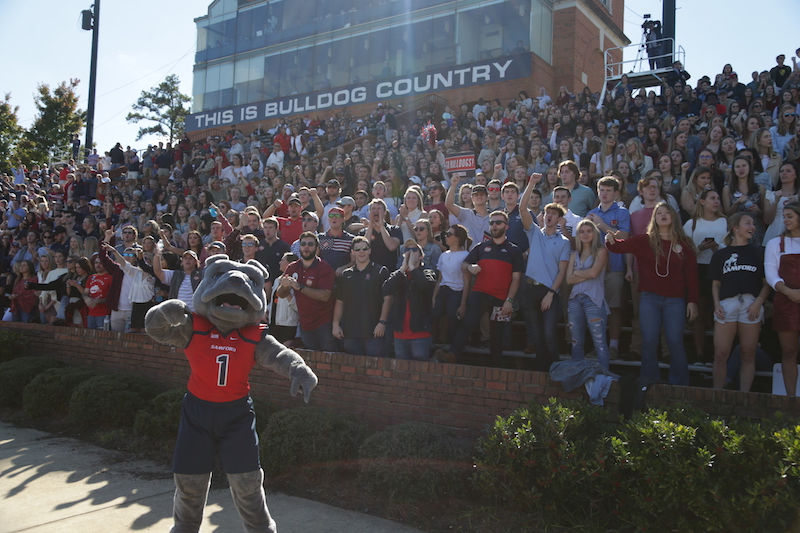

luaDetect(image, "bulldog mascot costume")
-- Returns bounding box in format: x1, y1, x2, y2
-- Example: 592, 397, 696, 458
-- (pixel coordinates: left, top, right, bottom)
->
145, 254, 318, 532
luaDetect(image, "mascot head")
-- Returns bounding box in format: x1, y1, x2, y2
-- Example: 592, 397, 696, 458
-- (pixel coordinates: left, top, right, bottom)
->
194, 254, 269, 333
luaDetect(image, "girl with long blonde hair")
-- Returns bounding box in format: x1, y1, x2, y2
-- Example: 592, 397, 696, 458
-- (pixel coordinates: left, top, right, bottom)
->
565, 219, 610, 368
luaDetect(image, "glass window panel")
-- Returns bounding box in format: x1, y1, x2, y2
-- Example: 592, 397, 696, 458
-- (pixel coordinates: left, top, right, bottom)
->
246, 78, 264, 104
387, 25, 407, 77
504, 1, 530, 55
294, 47, 314, 94
234, 58, 250, 85
429, 14, 455, 70
349, 34, 369, 84
329, 38, 352, 89
279, 49, 299, 95
263, 54, 281, 98
219, 62, 234, 90
367, 28, 391, 81
193, 69, 206, 97
408, 19, 431, 73
206, 65, 221, 93
540, 7, 552, 64
313, 41, 333, 89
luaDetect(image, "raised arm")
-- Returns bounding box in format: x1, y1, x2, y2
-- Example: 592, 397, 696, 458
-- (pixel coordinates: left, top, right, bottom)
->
520, 172, 542, 231
445, 174, 462, 217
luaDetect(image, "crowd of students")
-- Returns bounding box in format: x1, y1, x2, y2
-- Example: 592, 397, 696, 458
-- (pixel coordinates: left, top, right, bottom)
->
3, 49, 800, 393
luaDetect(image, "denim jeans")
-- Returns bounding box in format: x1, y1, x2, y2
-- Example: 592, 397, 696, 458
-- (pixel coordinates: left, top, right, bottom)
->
86, 314, 106, 330
568, 294, 610, 369
450, 291, 505, 360
639, 292, 689, 385
300, 322, 341, 352
394, 336, 432, 361
12, 310, 31, 323
430, 286, 462, 344
523, 282, 562, 371
343, 337, 386, 358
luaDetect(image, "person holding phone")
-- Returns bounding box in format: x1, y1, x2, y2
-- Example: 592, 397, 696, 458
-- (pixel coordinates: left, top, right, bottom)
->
683, 189, 728, 364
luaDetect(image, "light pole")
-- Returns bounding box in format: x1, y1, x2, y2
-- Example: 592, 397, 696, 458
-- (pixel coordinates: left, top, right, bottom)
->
81, 1, 100, 163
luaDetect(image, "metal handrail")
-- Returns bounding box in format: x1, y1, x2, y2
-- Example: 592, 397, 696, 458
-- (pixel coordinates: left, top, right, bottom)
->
604, 37, 685, 79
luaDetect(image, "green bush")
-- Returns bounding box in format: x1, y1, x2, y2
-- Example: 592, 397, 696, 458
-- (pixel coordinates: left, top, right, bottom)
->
134, 388, 186, 438
610, 406, 799, 532
474, 397, 614, 525
260, 406, 367, 477
357, 422, 475, 502
0, 357, 66, 407
251, 395, 278, 433
23, 366, 103, 418
69, 374, 164, 429
0, 330, 27, 365
474, 399, 800, 532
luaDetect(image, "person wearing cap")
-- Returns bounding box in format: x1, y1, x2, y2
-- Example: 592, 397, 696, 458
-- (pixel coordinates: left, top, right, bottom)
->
254, 217, 290, 296
332, 236, 391, 357
207, 240, 227, 257
50, 226, 71, 257
336, 196, 364, 233
445, 174, 490, 249
277, 231, 338, 352
318, 206, 354, 276
321, 179, 342, 232
152, 246, 203, 313
264, 196, 305, 246
290, 212, 320, 256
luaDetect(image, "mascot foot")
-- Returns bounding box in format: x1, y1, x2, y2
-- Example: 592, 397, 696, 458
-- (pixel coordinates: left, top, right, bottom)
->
228, 468, 276, 533
170, 472, 212, 533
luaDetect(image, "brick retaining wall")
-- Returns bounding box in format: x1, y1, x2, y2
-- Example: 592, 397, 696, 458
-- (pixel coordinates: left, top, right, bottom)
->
3, 322, 611, 437
5, 322, 799, 435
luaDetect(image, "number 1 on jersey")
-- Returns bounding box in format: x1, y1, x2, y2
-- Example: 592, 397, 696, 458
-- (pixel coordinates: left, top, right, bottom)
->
216, 354, 229, 386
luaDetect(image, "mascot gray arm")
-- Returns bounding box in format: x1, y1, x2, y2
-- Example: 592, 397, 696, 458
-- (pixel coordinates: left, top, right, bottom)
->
144, 300, 194, 348
255, 336, 318, 403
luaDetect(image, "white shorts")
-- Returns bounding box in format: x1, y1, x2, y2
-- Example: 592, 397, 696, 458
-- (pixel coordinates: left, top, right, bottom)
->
715, 294, 764, 325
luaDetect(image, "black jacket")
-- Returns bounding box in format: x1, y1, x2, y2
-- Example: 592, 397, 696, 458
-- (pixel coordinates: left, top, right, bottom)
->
382, 267, 436, 334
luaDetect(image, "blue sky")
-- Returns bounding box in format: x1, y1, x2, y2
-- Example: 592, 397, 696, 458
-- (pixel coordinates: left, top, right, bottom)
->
1, 0, 795, 157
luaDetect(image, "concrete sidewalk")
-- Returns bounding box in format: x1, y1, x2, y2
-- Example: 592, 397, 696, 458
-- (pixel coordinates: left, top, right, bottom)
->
0, 422, 423, 533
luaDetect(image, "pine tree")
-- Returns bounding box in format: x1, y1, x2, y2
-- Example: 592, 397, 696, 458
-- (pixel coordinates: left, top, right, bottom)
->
126, 74, 191, 145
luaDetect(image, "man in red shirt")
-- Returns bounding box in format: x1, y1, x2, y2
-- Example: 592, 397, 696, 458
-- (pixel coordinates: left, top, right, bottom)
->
84, 255, 113, 329
276, 232, 338, 351
268, 197, 304, 245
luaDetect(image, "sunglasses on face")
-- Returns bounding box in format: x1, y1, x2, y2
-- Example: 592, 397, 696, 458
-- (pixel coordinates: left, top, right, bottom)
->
241, 243, 255, 247
489, 220, 506, 226
328, 213, 343, 219
299, 241, 316, 247
445, 231, 455, 237
413, 226, 426, 232
122, 253, 136, 257
352, 246, 369, 252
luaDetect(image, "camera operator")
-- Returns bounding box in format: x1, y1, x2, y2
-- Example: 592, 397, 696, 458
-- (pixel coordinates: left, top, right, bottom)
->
643, 18, 663, 69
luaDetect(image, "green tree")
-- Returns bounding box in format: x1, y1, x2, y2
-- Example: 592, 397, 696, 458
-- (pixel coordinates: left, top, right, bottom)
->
126, 74, 191, 145
22, 79, 85, 164
0, 93, 24, 173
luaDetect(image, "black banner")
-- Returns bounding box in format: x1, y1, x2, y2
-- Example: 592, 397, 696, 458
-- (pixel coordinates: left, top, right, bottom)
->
186, 53, 532, 132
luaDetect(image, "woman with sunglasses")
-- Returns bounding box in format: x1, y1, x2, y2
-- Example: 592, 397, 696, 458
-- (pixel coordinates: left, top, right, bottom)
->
430, 224, 471, 345
405, 218, 441, 272
771, 105, 798, 159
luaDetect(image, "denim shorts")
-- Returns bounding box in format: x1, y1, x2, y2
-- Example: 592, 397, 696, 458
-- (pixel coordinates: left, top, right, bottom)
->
715, 294, 763, 325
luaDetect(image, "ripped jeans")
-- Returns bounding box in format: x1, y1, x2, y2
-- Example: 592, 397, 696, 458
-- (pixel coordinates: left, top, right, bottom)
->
568, 294, 610, 369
